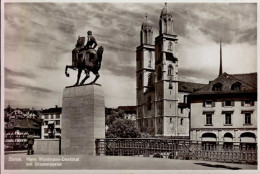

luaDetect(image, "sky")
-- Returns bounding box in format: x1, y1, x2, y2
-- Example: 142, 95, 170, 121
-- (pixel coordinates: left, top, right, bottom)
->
3, 2, 257, 109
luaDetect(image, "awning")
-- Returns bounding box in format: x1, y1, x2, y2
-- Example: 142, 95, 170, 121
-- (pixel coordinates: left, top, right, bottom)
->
240, 137, 256, 143
201, 137, 217, 141
224, 137, 233, 142
48, 121, 55, 124
241, 110, 254, 114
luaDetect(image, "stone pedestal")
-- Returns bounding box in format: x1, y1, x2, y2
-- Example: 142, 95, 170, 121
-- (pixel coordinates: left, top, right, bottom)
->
61, 85, 105, 155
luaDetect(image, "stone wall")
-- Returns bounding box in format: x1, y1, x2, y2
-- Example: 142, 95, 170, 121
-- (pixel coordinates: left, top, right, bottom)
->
34, 139, 60, 155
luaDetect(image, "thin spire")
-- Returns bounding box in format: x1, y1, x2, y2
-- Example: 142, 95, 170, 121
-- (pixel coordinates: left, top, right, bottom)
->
145, 13, 148, 20
165, 2, 167, 7
219, 38, 223, 76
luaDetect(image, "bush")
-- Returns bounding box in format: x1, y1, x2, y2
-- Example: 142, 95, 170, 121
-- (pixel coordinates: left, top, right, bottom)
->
106, 118, 141, 138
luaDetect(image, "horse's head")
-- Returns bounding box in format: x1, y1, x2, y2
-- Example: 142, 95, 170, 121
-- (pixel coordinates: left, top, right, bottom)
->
76, 36, 85, 48
97, 46, 104, 55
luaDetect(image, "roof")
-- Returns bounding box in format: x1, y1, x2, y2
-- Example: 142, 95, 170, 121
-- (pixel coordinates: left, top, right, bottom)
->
5, 118, 42, 130
42, 107, 62, 114
118, 106, 137, 112
161, 3, 172, 18
178, 81, 206, 93
190, 72, 257, 96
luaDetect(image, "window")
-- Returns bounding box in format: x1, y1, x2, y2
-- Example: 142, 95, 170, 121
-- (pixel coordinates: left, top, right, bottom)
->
223, 100, 234, 107
157, 66, 162, 81
225, 101, 232, 107
147, 73, 152, 87
56, 120, 60, 125
168, 64, 173, 76
168, 41, 173, 50
243, 100, 254, 107
225, 113, 232, 125
206, 114, 212, 125
180, 118, 183, 125
148, 51, 152, 67
151, 120, 153, 127
44, 128, 48, 134
147, 96, 152, 110
231, 82, 242, 90
56, 114, 60, 119
245, 113, 251, 124
138, 74, 143, 88
44, 115, 49, 119
170, 118, 172, 123
50, 115, 54, 119
212, 83, 223, 92
204, 101, 214, 107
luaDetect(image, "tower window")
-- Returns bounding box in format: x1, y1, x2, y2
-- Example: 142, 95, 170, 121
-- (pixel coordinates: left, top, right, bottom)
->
148, 51, 152, 67
147, 96, 152, 110
180, 118, 183, 125
170, 118, 172, 123
157, 66, 162, 81
168, 64, 173, 76
138, 74, 143, 88
168, 41, 173, 50
147, 73, 152, 87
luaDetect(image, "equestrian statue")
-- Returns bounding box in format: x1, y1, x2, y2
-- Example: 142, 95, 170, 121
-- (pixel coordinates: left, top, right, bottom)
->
65, 31, 104, 86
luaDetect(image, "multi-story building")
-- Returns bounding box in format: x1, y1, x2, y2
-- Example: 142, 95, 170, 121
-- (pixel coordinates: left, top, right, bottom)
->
136, 3, 205, 137
117, 106, 137, 121
41, 105, 62, 139
188, 72, 257, 148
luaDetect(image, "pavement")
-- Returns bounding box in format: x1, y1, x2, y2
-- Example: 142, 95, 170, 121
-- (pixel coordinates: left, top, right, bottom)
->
4, 152, 257, 170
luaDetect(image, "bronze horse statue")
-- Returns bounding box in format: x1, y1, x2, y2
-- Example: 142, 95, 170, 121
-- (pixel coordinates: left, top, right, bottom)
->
65, 36, 104, 86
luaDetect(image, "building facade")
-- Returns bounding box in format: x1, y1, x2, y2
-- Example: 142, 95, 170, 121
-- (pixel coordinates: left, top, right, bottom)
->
188, 72, 257, 148
136, 4, 205, 137
41, 106, 62, 139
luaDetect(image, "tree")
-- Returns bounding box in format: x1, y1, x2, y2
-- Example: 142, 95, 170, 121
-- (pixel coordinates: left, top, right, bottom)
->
106, 118, 141, 138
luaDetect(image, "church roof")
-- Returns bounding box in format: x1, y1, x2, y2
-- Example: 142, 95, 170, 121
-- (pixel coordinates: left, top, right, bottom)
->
160, 3, 172, 18
141, 15, 153, 30
178, 81, 206, 93
189, 72, 257, 95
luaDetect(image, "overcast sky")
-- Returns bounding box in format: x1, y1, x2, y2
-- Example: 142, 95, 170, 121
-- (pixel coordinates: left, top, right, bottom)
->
4, 2, 257, 109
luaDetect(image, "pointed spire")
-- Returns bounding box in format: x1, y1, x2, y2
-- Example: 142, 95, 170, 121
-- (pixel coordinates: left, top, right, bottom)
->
219, 38, 223, 76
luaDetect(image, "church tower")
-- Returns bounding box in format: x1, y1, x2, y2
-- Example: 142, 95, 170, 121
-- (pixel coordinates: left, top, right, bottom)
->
154, 3, 179, 136
136, 15, 155, 132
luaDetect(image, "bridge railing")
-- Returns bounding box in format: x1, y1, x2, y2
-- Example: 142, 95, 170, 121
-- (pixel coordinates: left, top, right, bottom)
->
95, 138, 257, 165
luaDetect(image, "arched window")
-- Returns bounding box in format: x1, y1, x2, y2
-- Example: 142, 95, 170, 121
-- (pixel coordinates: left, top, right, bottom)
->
168, 41, 173, 50
148, 51, 152, 67
157, 66, 162, 81
147, 73, 152, 86
231, 82, 242, 90
212, 82, 223, 92
168, 64, 173, 76
147, 96, 152, 110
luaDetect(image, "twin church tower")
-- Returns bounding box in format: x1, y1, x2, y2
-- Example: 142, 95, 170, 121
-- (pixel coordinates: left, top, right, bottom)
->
136, 3, 202, 137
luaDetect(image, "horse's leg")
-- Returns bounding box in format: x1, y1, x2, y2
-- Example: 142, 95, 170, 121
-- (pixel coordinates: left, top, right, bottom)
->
73, 68, 82, 86
92, 72, 100, 84
88, 71, 100, 85
80, 69, 90, 85
65, 65, 77, 77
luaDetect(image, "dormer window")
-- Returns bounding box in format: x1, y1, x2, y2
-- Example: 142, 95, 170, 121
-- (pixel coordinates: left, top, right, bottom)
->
231, 82, 242, 90
212, 83, 223, 92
